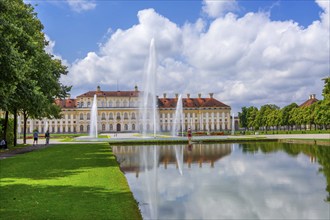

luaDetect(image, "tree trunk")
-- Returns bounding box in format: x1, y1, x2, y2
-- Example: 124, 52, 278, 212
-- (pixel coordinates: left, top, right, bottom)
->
3, 111, 9, 140
23, 111, 28, 144
13, 109, 17, 146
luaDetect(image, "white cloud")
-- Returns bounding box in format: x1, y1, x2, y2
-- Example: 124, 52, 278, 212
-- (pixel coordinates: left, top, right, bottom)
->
64, 1, 329, 114
44, 35, 69, 67
202, 0, 238, 18
66, 0, 96, 12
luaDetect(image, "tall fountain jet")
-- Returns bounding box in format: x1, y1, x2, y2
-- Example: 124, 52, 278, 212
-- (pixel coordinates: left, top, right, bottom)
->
171, 94, 183, 137
89, 94, 98, 138
139, 38, 159, 137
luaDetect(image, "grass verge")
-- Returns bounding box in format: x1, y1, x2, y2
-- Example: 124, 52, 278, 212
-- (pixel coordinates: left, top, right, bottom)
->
0, 143, 142, 220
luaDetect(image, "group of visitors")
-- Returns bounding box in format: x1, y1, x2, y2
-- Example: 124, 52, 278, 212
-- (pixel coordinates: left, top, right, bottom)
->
33, 130, 50, 146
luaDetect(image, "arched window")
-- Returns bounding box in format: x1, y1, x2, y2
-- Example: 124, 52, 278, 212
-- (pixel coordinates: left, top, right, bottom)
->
102, 124, 105, 131
110, 124, 113, 130
87, 125, 90, 132
87, 113, 90, 120
124, 112, 128, 119
123, 100, 128, 107
101, 113, 106, 120
131, 113, 136, 119
80, 113, 84, 120
132, 124, 135, 130
109, 101, 113, 107
109, 113, 113, 120
124, 124, 128, 130
87, 101, 91, 107
80, 102, 84, 107
116, 113, 121, 120
116, 100, 120, 107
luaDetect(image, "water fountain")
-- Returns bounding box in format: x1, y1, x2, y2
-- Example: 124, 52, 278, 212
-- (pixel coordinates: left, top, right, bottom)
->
44, 120, 48, 133
89, 94, 98, 138
139, 38, 159, 138
171, 94, 183, 137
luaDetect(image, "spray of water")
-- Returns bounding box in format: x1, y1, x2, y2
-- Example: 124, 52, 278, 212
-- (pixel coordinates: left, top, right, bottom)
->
89, 94, 98, 138
171, 94, 183, 137
139, 38, 159, 137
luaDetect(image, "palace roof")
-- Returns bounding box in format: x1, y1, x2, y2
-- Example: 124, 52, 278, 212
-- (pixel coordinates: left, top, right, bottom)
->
77, 90, 139, 98
54, 99, 77, 108
158, 97, 230, 108
299, 94, 319, 107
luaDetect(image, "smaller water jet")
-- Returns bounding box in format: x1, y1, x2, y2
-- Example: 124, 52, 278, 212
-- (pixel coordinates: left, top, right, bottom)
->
90, 94, 98, 138
171, 94, 183, 137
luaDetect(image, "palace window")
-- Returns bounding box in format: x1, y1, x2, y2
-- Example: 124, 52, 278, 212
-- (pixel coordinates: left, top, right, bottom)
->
101, 113, 106, 120
116, 113, 121, 120
87, 113, 90, 120
131, 113, 136, 119
80, 113, 84, 120
109, 113, 113, 120
124, 113, 128, 119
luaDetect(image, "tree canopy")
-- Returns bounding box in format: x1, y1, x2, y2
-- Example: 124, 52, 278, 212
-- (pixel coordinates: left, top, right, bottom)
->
0, 0, 71, 143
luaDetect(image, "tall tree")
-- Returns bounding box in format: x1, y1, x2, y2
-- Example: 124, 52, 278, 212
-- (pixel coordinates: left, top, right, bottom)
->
0, 0, 70, 145
280, 103, 298, 130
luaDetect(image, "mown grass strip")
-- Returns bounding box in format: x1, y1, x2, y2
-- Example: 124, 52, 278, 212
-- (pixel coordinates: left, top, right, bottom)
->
0, 143, 142, 220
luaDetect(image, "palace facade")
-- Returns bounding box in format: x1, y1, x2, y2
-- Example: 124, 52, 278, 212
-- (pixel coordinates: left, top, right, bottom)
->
14, 86, 232, 134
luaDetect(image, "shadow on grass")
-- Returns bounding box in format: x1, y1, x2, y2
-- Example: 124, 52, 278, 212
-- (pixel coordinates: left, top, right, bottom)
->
0, 143, 117, 180
0, 184, 141, 219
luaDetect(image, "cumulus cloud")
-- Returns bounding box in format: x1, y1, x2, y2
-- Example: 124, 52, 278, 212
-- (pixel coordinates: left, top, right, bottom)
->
44, 35, 69, 67
202, 0, 238, 18
66, 0, 96, 12
64, 1, 330, 113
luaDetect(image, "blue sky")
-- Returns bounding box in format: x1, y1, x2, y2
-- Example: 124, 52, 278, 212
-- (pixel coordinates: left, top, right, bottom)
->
26, 0, 330, 113
32, 0, 322, 62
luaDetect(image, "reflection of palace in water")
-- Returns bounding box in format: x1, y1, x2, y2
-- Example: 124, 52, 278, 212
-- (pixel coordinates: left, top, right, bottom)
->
112, 144, 232, 176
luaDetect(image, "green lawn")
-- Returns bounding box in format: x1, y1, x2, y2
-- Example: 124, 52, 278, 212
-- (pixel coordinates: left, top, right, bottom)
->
0, 143, 142, 219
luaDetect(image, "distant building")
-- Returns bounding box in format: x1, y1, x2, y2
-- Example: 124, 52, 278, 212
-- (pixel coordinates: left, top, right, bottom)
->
299, 94, 319, 107
6, 86, 232, 134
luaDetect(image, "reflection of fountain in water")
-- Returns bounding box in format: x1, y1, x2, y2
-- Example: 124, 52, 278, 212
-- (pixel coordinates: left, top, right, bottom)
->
90, 94, 98, 138
174, 145, 184, 175
171, 94, 183, 137
140, 146, 159, 219
139, 38, 159, 138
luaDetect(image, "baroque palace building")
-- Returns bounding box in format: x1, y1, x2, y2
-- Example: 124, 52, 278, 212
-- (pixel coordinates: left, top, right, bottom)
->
10, 86, 232, 134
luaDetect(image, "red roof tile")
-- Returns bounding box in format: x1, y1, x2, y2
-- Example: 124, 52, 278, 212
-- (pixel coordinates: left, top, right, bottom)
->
158, 98, 230, 108
55, 99, 77, 108
77, 90, 139, 98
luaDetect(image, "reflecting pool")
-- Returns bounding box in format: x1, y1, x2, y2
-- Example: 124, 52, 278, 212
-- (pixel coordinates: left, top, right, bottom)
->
113, 142, 330, 219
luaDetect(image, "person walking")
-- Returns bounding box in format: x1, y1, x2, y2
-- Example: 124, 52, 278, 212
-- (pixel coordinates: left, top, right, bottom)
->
33, 130, 39, 146
45, 130, 50, 145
